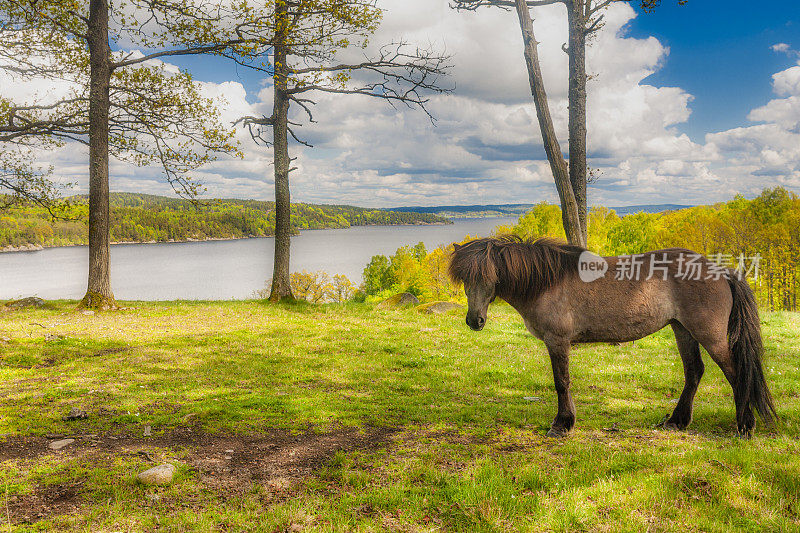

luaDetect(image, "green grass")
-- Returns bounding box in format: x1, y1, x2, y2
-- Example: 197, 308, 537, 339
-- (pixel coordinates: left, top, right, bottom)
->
1, 301, 799, 531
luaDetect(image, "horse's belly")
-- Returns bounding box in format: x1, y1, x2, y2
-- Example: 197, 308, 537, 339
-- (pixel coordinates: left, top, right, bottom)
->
573, 320, 668, 343
572, 305, 673, 343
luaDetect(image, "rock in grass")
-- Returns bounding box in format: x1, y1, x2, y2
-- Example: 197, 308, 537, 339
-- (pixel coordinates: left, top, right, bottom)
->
49, 438, 75, 450
63, 407, 88, 421
136, 464, 175, 486
377, 293, 420, 309
4, 297, 46, 309
416, 301, 463, 315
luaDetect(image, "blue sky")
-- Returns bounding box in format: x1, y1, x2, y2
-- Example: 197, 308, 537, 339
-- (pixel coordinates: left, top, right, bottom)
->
626, 1, 800, 140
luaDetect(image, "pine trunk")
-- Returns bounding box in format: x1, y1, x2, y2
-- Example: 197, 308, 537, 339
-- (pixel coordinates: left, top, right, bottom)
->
567, 0, 588, 243
81, 0, 116, 309
269, 1, 294, 301
513, 0, 585, 247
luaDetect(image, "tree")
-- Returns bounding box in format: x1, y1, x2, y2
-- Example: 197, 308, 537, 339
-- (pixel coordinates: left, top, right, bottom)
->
329, 274, 356, 303
363, 254, 392, 295
453, 0, 685, 246
237, 0, 450, 301
290, 270, 331, 302
0, 145, 69, 215
0, 0, 271, 307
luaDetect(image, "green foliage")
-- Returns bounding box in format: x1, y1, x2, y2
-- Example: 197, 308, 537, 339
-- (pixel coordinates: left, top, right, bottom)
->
509, 201, 566, 241
0, 192, 450, 248
603, 211, 659, 255
362, 241, 463, 303
362, 255, 392, 295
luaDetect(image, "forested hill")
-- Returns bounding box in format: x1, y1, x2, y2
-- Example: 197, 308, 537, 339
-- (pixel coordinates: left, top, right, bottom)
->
0, 193, 451, 250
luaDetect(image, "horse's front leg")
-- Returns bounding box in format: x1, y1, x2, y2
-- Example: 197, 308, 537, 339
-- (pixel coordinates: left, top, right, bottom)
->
545, 338, 576, 437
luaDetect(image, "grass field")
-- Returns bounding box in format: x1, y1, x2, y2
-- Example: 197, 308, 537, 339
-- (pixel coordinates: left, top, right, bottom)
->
1, 301, 799, 532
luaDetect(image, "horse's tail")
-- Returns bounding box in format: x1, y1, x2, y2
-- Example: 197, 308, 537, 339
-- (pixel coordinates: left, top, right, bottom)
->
727, 273, 777, 427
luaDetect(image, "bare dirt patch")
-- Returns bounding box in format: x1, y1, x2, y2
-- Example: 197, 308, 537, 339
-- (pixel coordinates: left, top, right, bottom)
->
1, 425, 396, 525
90, 346, 130, 357
5, 480, 85, 525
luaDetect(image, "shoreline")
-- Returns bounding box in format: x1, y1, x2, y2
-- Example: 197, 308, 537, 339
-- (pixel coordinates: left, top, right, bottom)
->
0, 220, 453, 254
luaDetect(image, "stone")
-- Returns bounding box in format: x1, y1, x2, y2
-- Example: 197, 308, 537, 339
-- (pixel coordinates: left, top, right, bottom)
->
416, 301, 464, 315
143, 425, 152, 437
49, 438, 75, 451
4, 297, 45, 309
81, 310, 95, 316
136, 464, 175, 486
377, 292, 420, 309
63, 407, 88, 421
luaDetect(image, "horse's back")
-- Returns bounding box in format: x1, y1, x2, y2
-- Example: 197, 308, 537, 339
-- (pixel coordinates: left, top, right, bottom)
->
525, 249, 733, 344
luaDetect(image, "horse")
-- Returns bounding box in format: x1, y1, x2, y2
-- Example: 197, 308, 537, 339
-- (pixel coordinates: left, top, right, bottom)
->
449, 235, 776, 438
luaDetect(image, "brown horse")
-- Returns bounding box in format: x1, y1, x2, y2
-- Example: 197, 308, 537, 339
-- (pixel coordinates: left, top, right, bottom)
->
449, 236, 776, 437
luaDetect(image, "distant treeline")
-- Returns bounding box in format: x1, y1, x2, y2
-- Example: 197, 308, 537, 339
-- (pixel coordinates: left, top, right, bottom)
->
384, 202, 692, 218
0, 193, 450, 249
361, 188, 799, 312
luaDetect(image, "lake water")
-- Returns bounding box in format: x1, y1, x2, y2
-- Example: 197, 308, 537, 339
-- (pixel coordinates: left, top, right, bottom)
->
0, 217, 516, 300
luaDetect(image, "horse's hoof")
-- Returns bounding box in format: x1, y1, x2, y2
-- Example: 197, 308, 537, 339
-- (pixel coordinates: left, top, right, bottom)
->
663, 421, 684, 432
546, 426, 570, 438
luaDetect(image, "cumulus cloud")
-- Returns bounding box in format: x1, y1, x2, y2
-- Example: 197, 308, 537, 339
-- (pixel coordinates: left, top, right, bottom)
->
704, 52, 800, 194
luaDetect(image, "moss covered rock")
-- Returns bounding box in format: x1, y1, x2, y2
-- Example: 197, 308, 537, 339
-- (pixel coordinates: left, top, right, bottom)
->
377, 292, 420, 309
4, 297, 46, 310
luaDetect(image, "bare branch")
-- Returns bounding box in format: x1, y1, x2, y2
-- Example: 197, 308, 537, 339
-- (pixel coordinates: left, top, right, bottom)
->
286, 42, 452, 121
451, 0, 564, 11
585, 13, 604, 34
234, 115, 276, 146
112, 42, 238, 70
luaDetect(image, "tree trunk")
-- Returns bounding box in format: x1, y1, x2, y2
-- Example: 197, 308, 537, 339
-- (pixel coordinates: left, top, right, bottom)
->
567, 0, 588, 243
80, 0, 115, 309
269, 1, 294, 301
513, 0, 585, 247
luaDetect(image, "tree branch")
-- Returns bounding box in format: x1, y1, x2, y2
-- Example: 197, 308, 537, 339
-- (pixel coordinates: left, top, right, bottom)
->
451, 0, 565, 11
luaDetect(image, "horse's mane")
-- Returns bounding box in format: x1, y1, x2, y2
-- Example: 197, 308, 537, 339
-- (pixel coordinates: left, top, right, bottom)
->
448, 235, 586, 298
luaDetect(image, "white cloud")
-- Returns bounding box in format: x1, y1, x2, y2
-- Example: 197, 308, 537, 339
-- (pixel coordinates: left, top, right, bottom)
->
4, 2, 800, 208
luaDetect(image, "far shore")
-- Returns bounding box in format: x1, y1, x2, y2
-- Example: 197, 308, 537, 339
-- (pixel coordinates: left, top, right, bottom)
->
0, 220, 452, 254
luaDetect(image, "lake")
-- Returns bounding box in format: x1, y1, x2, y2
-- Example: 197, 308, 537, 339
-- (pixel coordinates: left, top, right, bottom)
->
0, 217, 515, 300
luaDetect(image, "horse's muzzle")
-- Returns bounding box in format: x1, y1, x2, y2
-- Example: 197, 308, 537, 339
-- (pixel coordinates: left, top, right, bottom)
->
467, 315, 485, 331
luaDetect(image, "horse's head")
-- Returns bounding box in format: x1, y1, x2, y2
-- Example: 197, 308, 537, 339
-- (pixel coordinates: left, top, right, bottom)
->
450, 236, 584, 331
463, 279, 496, 331
449, 239, 500, 331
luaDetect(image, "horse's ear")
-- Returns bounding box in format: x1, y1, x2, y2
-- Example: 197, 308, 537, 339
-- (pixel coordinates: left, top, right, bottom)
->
452, 243, 461, 251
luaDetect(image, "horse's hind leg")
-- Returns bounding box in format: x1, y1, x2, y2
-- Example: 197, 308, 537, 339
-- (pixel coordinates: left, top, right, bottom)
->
699, 336, 755, 437
665, 322, 704, 430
